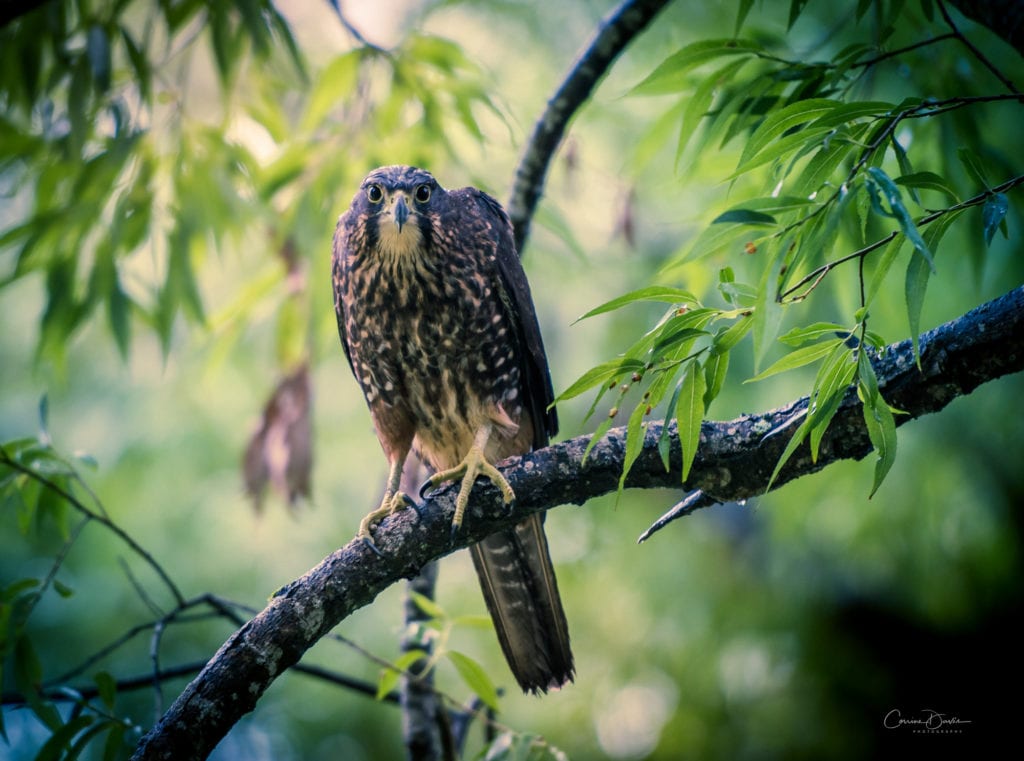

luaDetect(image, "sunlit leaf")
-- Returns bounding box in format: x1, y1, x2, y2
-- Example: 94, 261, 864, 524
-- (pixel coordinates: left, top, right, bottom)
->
631, 39, 762, 96
677, 360, 707, 482
447, 651, 500, 711
555, 359, 647, 403
574, 286, 698, 323
748, 338, 844, 382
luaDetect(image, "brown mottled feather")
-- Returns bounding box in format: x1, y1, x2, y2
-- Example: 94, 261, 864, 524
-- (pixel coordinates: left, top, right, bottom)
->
332, 166, 573, 693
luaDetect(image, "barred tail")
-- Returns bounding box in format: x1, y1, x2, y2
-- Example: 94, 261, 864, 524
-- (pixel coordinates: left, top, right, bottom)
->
470, 513, 574, 693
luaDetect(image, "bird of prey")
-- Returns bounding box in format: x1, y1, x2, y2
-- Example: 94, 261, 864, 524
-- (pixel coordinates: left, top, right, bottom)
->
332, 165, 574, 693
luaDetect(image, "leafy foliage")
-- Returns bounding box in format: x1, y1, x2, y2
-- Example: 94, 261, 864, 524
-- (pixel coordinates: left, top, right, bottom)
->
567, 0, 1022, 497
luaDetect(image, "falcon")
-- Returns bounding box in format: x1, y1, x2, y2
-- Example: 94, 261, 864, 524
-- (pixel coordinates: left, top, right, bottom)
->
331, 165, 574, 693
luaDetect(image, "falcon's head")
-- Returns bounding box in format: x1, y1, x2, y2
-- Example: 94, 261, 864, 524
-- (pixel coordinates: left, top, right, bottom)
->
350, 165, 444, 259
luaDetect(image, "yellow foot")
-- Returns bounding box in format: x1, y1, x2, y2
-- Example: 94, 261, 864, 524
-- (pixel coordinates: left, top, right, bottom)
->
420, 445, 515, 538
359, 491, 418, 556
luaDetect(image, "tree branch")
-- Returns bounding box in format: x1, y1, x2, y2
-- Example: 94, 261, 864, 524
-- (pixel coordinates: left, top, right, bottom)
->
507, 0, 671, 253
948, 0, 1024, 58
132, 285, 1024, 759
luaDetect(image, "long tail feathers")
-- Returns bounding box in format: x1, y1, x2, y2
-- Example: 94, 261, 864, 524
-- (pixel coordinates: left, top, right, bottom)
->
469, 513, 574, 693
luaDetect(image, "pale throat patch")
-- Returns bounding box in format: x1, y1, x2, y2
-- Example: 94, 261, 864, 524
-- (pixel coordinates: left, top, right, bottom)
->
376, 205, 423, 259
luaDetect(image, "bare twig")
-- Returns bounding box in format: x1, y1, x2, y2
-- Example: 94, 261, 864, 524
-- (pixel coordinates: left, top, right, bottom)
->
508, 0, 671, 253
938, 0, 1021, 94
0, 454, 186, 607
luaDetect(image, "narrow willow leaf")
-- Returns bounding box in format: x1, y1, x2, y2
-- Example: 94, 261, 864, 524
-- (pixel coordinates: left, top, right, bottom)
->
711, 209, 777, 225
575, 286, 698, 322
982, 193, 1009, 246
747, 338, 844, 382
891, 134, 917, 202
895, 171, 959, 202
409, 591, 446, 620
768, 415, 811, 490
618, 402, 648, 494
683, 217, 772, 262
905, 207, 965, 362
703, 349, 729, 408
752, 244, 784, 373
867, 167, 935, 272
734, 0, 755, 34
555, 358, 646, 403
677, 360, 707, 482
956, 146, 991, 190
677, 57, 749, 166
712, 312, 754, 352
858, 353, 897, 496
807, 345, 857, 460
630, 39, 762, 96
658, 377, 685, 471
651, 328, 708, 359
737, 98, 839, 169
447, 651, 500, 711
866, 235, 906, 305
791, 130, 859, 198
778, 322, 848, 346
302, 50, 361, 132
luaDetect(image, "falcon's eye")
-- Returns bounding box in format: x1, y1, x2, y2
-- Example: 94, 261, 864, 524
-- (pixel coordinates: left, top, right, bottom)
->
414, 184, 431, 203
366, 184, 384, 204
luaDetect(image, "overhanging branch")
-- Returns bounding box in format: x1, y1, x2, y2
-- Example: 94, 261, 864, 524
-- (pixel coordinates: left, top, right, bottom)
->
507, 0, 671, 253
133, 285, 1024, 759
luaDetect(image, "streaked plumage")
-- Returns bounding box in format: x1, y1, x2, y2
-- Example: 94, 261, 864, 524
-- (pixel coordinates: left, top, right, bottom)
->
332, 165, 573, 693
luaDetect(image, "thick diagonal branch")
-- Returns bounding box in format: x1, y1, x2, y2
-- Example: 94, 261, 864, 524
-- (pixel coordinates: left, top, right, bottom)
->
132, 286, 1024, 759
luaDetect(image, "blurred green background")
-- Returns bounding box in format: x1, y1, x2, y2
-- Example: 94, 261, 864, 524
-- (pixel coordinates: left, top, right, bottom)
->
2, 1, 1022, 758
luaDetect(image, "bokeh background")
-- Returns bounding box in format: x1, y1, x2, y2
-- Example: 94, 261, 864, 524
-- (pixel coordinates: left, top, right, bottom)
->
2, 1, 1022, 758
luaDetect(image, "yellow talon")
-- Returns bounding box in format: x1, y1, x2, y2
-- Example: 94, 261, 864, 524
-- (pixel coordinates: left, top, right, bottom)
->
421, 425, 514, 536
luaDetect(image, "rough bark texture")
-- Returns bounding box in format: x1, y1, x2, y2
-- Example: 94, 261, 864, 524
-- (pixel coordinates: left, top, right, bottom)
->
132, 285, 1024, 760
507, 0, 671, 253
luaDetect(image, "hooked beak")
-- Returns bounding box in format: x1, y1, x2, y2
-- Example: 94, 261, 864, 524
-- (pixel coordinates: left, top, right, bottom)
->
393, 195, 410, 232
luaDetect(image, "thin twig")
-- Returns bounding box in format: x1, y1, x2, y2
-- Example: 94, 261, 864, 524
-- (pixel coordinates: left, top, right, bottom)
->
779, 173, 1024, 301
938, 0, 1021, 94
0, 453, 186, 607
326, 0, 387, 53
508, 0, 671, 253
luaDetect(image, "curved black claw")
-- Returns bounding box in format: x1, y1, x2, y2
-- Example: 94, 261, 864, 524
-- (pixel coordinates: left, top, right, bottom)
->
449, 521, 462, 545
361, 535, 386, 558
419, 478, 437, 501
401, 493, 424, 521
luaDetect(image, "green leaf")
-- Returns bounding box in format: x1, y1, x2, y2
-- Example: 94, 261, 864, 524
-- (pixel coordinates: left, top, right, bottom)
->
376, 649, 429, 700
409, 591, 446, 621
711, 209, 777, 226
894, 171, 959, 202
302, 50, 361, 132
703, 348, 729, 408
904, 207, 965, 362
575, 286, 697, 323
677, 57, 750, 167
858, 352, 897, 496
982, 193, 1009, 246
618, 401, 648, 495
555, 358, 646, 403
734, 0, 756, 34
737, 98, 839, 169
778, 322, 850, 346
658, 377, 684, 471
53, 579, 74, 598
677, 360, 707, 482
806, 344, 858, 460
447, 651, 500, 711
956, 146, 991, 190
34, 715, 94, 761
631, 39, 762, 96
867, 167, 935, 272
752, 244, 785, 372
748, 338, 844, 382
94, 671, 117, 710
